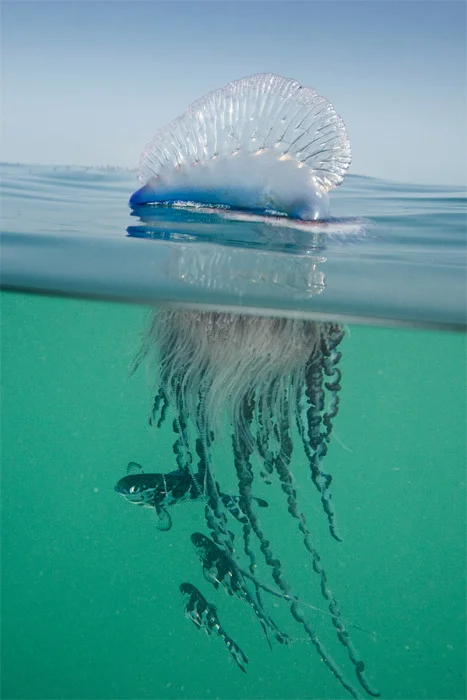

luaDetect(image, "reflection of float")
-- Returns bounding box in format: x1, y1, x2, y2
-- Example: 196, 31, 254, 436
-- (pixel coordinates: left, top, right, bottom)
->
128, 209, 328, 298
127, 205, 366, 300
173, 241, 327, 298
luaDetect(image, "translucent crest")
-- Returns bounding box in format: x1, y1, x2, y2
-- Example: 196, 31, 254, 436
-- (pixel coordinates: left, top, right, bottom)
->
132, 74, 351, 220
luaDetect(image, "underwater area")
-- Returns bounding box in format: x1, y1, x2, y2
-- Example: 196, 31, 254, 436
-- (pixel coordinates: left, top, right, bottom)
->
1, 163, 466, 700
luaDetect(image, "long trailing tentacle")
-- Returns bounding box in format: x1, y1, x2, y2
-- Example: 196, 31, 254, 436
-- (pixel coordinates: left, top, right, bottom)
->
239, 519, 279, 648
297, 334, 342, 542
237, 392, 291, 646
232, 394, 361, 700
275, 396, 380, 698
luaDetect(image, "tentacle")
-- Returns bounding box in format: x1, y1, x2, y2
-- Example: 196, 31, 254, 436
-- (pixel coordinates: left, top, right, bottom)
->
228, 463, 278, 647
149, 387, 169, 428
256, 380, 281, 483
193, 415, 236, 559
237, 392, 291, 646
290, 602, 359, 700
232, 394, 360, 699
298, 344, 342, 541
232, 395, 287, 592
275, 399, 380, 698
240, 520, 274, 648
170, 375, 202, 496
321, 324, 345, 441
256, 392, 275, 483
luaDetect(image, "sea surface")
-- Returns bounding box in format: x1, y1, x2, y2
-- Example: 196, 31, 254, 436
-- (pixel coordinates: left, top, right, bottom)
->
1, 163, 466, 700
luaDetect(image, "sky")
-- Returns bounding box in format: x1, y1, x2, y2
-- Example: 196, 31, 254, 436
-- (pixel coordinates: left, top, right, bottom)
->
1, 0, 466, 185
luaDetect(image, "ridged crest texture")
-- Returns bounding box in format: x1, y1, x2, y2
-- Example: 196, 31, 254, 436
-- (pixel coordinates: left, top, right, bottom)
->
138, 73, 351, 192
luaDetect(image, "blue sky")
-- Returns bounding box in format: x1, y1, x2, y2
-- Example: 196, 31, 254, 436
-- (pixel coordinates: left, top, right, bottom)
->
2, 0, 466, 185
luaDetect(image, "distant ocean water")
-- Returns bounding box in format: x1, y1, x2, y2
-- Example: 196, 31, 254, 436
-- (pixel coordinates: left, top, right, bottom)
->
1, 163, 466, 700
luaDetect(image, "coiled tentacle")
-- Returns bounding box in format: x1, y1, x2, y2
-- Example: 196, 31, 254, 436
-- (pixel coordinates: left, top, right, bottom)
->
321, 324, 345, 441
298, 340, 342, 541
149, 387, 169, 428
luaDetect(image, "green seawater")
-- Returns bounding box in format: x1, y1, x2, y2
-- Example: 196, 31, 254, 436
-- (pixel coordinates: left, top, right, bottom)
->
1, 291, 466, 700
